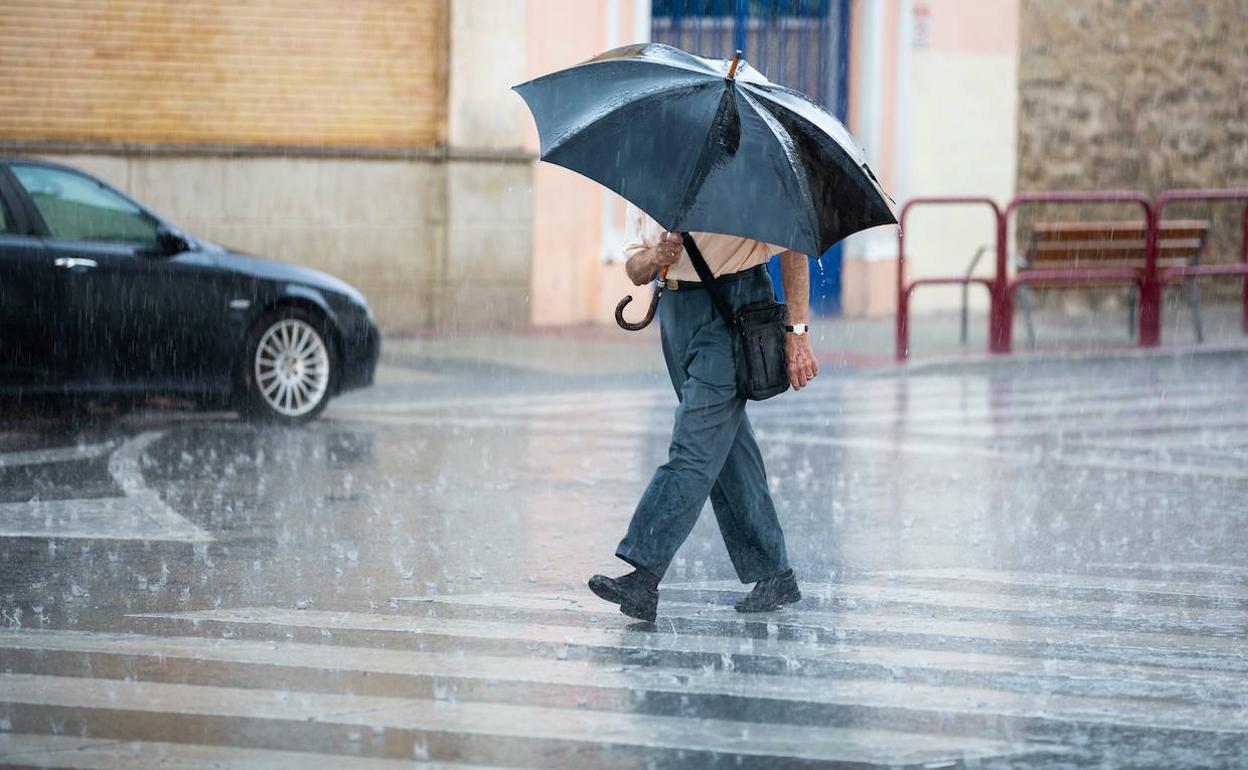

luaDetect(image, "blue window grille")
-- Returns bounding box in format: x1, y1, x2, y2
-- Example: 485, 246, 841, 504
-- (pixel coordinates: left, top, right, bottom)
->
651, 0, 851, 315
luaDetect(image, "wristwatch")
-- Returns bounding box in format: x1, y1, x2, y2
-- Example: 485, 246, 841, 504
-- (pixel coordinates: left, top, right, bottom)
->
785, 324, 809, 335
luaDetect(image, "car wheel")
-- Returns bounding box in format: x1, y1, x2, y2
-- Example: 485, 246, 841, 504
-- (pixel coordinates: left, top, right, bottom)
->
240, 308, 336, 423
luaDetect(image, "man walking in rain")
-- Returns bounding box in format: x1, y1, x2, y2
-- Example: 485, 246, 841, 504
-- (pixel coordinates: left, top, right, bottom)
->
589, 205, 819, 622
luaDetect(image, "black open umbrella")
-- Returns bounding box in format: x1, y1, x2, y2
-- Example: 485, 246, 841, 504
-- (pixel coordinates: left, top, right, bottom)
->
514, 43, 894, 253
513, 42, 896, 328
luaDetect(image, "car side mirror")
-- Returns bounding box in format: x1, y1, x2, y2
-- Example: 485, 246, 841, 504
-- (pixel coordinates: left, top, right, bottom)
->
156, 227, 190, 257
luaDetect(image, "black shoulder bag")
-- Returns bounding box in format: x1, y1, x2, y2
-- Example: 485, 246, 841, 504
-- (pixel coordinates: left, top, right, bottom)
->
681, 233, 790, 401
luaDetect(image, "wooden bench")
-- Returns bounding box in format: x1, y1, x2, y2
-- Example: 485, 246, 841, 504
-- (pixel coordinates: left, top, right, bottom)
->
1016, 219, 1210, 346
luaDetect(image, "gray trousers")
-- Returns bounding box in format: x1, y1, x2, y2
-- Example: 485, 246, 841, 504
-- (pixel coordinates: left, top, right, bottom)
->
616, 267, 791, 584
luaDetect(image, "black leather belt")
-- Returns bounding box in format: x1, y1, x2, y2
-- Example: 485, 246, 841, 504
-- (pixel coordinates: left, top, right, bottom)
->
659, 263, 767, 291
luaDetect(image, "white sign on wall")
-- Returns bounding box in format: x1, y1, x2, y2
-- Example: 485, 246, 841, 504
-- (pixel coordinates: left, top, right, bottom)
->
912, 4, 931, 48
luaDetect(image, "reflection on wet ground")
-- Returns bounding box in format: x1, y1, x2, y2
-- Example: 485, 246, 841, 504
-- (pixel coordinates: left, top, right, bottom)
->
1, 353, 1247, 767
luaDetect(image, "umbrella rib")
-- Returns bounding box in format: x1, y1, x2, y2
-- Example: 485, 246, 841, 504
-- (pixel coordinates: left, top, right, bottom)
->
668, 87, 743, 231
734, 88, 821, 252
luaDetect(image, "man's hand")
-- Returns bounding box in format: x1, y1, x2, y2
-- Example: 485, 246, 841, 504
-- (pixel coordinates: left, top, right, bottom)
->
786, 332, 818, 390
626, 231, 683, 285
655, 232, 683, 268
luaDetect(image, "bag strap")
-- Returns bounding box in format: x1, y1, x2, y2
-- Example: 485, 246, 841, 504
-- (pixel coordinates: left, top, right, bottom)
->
680, 232, 736, 327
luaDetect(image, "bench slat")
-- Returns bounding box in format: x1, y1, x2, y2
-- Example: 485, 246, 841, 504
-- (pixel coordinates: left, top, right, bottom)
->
1020, 259, 1191, 288
1031, 219, 1210, 243
1026, 258, 1191, 271
1031, 239, 1204, 263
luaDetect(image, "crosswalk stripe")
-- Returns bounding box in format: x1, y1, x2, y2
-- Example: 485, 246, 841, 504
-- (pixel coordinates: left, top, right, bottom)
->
1083, 562, 1248, 583
1, 629, 1245, 738
871, 568, 1248, 603
393, 593, 1248, 667
105, 609, 1248, 704
657, 581, 1248, 636
0, 673, 1050, 768
925, 413, 1248, 440
1077, 429, 1248, 451
11, 557, 1247, 768
0, 441, 114, 469
0, 733, 505, 770
135, 600, 1248, 674
1044, 450, 1248, 480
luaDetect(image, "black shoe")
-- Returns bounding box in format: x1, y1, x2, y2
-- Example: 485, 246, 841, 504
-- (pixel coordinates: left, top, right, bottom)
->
588, 571, 658, 622
735, 569, 801, 613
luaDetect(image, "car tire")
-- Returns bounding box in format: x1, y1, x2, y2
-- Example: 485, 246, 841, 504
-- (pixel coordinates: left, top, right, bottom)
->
238, 307, 337, 424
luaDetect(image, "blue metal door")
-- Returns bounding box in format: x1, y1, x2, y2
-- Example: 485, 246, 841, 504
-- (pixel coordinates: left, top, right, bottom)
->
651, 0, 852, 315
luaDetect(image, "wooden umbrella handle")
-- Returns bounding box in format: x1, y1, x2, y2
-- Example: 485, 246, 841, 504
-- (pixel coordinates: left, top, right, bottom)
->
614, 266, 669, 331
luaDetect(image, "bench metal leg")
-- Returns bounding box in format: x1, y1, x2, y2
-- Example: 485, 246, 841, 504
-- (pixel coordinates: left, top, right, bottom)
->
1126, 286, 1136, 340
1185, 277, 1204, 343
1019, 284, 1037, 349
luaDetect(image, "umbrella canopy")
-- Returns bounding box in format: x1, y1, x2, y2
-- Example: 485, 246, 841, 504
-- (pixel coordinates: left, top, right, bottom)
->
513, 43, 896, 257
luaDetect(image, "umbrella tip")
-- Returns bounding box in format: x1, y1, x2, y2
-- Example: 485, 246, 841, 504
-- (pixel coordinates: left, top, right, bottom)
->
727, 50, 742, 80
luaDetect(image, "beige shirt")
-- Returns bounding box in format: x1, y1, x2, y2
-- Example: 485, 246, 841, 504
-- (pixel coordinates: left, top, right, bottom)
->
621, 204, 786, 282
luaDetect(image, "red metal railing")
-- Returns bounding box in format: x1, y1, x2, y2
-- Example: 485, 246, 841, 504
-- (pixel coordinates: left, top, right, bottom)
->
895, 197, 1002, 361
1152, 189, 1248, 338
894, 188, 1248, 361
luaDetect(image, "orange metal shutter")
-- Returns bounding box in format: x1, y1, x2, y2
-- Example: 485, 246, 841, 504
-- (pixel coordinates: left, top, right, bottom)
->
0, 0, 447, 148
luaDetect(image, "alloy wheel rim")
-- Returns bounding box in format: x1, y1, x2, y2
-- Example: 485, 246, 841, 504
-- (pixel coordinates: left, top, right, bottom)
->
254, 319, 330, 417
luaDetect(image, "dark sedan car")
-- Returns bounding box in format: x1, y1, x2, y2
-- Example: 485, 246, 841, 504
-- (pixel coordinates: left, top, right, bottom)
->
0, 158, 379, 423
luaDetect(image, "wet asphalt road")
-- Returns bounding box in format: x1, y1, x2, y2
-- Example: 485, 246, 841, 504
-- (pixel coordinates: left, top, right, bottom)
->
1, 351, 1247, 768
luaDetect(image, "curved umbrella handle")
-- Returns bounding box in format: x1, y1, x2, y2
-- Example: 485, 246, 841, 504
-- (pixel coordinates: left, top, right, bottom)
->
615, 266, 668, 331
615, 287, 660, 331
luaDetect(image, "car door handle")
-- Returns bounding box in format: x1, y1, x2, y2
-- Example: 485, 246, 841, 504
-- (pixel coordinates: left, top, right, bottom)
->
54, 257, 98, 270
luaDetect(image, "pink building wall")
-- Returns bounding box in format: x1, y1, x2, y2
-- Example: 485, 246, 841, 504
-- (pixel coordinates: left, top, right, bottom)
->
524, 0, 641, 328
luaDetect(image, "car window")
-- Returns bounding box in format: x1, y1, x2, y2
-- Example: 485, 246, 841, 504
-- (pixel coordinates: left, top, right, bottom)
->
10, 164, 159, 246
0, 193, 16, 235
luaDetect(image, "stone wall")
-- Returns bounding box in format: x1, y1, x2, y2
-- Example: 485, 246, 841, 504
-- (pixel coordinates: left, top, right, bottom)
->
1018, 0, 1248, 282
